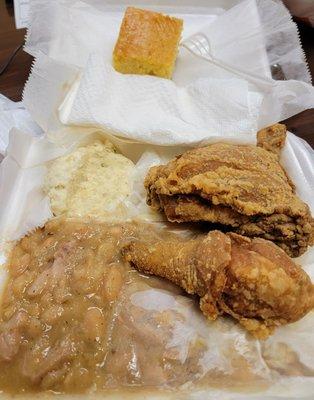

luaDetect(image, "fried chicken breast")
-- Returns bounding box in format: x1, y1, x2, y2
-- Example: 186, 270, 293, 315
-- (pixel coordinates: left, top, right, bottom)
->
145, 125, 313, 257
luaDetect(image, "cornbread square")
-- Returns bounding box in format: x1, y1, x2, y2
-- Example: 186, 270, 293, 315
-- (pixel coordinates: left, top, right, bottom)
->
113, 7, 183, 79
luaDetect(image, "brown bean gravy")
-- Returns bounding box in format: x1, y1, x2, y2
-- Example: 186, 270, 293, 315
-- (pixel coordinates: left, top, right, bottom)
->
0, 218, 193, 394
0, 219, 307, 395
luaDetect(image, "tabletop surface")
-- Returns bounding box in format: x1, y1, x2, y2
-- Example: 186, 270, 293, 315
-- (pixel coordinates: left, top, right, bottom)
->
0, 1, 313, 147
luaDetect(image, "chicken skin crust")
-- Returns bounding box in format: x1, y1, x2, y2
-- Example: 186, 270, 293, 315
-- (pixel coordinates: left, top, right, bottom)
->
122, 231, 314, 339
145, 132, 313, 257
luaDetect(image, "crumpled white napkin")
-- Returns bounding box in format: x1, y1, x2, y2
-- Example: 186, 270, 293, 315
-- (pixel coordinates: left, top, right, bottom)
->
0, 95, 42, 154
23, 0, 314, 147
55, 0, 269, 145
53, 0, 314, 146
59, 56, 262, 146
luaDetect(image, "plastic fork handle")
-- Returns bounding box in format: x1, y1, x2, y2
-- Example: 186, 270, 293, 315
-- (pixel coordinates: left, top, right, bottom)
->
181, 41, 274, 92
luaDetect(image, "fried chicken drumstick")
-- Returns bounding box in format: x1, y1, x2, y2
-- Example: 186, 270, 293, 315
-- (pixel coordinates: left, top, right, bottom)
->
145, 124, 313, 257
122, 231, 313, 338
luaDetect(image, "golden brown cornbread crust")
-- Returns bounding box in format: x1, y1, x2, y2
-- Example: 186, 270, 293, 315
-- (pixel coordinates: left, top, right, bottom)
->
113, 7, 183, 78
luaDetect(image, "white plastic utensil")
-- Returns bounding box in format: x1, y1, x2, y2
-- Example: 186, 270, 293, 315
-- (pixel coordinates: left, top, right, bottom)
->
181, 33, 274, 90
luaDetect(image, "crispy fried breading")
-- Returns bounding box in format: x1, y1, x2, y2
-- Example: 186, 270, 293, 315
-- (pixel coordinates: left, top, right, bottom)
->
145, 129, 313, 257
257, 123, 287, 156
122, 232, 314, 338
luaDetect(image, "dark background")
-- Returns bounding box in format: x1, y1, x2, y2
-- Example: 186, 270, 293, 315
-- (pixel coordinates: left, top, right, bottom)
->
0, 0, 313, 147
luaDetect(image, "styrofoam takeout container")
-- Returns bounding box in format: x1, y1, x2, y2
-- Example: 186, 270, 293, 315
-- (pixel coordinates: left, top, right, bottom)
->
0, 1, 314, 399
